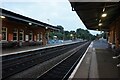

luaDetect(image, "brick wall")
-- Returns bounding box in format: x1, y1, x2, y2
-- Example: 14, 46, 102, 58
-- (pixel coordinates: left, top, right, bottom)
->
2, 18, 47, 46
108, 17, 120, 48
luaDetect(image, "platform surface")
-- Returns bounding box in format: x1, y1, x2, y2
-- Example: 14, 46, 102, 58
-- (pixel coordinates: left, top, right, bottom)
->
1, 40, 80, 56
70, 39, 120, 79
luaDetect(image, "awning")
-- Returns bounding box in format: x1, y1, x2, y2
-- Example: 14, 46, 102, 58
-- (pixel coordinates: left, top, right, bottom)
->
69, 2, 120, 31
0, 8, 60, 31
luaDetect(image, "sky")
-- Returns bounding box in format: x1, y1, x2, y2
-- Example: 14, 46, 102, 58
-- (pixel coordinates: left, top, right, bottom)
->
1, 0, 101, 35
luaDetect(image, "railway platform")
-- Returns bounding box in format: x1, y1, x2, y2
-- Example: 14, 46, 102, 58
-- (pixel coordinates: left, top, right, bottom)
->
1, 40, 79, 56
69, 39, 120, 79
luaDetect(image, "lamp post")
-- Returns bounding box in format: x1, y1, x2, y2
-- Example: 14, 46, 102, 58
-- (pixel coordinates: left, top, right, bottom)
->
70, 34, 73, 40
45, 26, 50, 44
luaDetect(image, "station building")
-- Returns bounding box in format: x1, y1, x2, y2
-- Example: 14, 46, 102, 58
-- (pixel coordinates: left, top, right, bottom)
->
69, 2, 120, 49
0, 8, 60, 48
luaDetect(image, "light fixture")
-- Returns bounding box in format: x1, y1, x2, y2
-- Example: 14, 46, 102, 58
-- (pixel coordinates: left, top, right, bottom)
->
70, 34, 73, 37
103, 8, 105, 12
101, 13, 107, 17
99, 19, 101, 22
46, 27, 48, 29
0, 16, 6, 19
98, 23, 102, 26
28, 22, 32, 25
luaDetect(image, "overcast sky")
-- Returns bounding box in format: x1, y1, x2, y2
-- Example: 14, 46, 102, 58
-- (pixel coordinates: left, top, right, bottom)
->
1, 0, 101, 35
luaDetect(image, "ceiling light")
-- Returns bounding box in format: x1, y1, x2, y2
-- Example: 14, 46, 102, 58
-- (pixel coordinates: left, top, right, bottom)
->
98, 23, 102, 26
46, 27, 48, 29
99, 19, 101, 22
29, 22, 32, 25
103, 8, 105, 12
0, 16, 6, 19
101, 13, 107, 17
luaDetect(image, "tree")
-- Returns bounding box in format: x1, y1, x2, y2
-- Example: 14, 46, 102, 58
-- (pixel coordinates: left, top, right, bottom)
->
57, 25, 64, 32
49, 25, 64, 40
64, 31, 70, 40
76, 28, 95, 40
49, 26, 96, 41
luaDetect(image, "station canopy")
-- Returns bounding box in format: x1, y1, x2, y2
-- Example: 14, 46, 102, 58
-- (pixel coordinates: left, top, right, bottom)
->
69, 2, 120, 31
0, 8, 60, 31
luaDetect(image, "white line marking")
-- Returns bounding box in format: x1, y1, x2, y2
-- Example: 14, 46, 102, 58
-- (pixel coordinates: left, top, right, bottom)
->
36, 42, 85, 79
68, 42, 92, 79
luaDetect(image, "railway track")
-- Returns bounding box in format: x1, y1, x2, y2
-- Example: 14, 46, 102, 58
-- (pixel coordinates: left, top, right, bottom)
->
2, 41, 87, 79
36, 42, 90, 80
